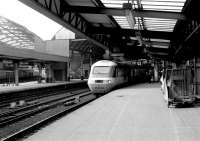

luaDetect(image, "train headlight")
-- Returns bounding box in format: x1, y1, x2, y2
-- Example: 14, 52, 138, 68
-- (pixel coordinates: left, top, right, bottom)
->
105, 80, 111, 83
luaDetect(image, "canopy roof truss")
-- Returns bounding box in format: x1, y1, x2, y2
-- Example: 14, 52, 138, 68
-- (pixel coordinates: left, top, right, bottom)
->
19, 0, 199, 61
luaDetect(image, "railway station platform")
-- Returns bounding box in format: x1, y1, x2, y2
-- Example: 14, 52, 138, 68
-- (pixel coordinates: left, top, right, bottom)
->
22, 83, 200, 141
0, 80, 86, 94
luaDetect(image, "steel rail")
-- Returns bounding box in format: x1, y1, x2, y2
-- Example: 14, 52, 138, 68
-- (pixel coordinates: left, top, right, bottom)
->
0, 89, 90, 126
1, 91, 95, 141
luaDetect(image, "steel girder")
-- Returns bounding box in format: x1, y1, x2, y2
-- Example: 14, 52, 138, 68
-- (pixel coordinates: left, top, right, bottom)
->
19, 0, 110, 50
173, 20, 200, 59
90, 28, 173, 40
91, 0, 120, 28
63, 6, 186, 20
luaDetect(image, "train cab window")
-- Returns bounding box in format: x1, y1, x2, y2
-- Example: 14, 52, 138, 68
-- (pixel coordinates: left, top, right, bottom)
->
93, 66, 112, 76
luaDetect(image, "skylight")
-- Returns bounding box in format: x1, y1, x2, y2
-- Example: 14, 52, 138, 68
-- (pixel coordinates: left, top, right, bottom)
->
101, 0, 133, 8
141, 0, 186, 12
101, 0, 186, 31
151, 44, 169, 48
144, 17, 177, 32
113, 16, 131, 29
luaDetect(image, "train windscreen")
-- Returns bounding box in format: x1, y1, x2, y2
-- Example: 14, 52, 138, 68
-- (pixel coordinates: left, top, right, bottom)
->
92, 66, 112, 77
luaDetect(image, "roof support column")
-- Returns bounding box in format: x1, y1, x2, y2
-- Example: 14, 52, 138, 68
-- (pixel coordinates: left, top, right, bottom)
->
89, 49, 93, 68
80, 54, 84, 80
153, 62, 159, 82
45, 63, 54, 83
14, 61, 19, 86
37, 63, 42, 83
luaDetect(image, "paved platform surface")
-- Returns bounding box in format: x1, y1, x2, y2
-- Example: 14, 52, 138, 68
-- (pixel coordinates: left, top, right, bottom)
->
23, 83, 200, 141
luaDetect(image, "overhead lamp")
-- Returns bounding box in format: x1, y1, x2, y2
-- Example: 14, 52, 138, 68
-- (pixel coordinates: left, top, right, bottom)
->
123, 3, 136, 29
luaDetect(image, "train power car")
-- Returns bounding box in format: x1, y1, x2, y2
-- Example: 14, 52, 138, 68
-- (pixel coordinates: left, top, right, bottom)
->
87, 60, 148, 94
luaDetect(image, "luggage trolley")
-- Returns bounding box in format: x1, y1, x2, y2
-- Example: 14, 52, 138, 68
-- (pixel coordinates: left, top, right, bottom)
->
166, 68, 195, 107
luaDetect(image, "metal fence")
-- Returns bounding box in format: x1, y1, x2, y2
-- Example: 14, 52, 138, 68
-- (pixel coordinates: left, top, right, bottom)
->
0, 71, 15, 85
0, 70, 39, 85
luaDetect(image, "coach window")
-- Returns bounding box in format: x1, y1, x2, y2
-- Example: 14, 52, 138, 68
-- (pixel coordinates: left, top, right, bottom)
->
115, 68, 118, 77
118, 68, 123, 77
113, 67, 117, 77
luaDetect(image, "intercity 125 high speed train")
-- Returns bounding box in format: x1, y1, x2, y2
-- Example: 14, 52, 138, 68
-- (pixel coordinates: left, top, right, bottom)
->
87, 60, 149, 94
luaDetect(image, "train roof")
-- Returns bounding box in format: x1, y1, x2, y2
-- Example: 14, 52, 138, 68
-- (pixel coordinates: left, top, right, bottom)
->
92, 60, 150, 69
92, 60, 117, 67
92, 60, 134, 67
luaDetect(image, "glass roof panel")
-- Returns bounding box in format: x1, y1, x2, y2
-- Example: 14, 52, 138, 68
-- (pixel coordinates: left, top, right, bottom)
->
100, 0, 187, 51
142, 0, 186, 12
113, 16, 132, 29
141, 1, 185, 7
10, 42, 20, 46
144, 17, 177, 32
0, 16, 40, 49
104, 4, 122, 8
143, 5, 182, 12
7, 40, 17, 44
1, 38, 12, 42
150, 39, 170, 42
151, 44, 168, 48
101, 0, 133, 8
0, 35, 6, 39
101, 0, 186, 32
143, 8, 182, 12
142, 0, 186, 2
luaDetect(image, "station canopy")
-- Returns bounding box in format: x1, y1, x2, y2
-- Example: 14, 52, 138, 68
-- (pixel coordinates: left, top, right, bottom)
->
0, 16, 69, 62
100, 0, 187, 59
19, 0, 196, 61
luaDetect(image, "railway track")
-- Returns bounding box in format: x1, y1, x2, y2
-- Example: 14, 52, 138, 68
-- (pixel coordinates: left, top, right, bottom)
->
0, 89, 95, 140
0, 82, 87, 108
0, 88, 89, 126
0, 88, 89, 114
